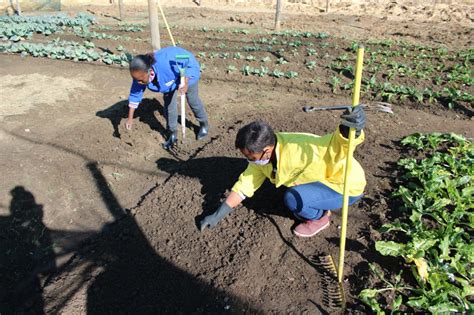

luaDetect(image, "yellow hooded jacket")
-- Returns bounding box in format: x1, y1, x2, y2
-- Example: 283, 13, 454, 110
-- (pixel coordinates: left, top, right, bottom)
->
231, 128, 366, 198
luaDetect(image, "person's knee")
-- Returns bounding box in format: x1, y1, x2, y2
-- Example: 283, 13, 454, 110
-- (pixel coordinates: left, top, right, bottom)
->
283, 188, 302, 213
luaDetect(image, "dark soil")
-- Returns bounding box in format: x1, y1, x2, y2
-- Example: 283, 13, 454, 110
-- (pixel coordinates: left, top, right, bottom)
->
38, 102, 472, 313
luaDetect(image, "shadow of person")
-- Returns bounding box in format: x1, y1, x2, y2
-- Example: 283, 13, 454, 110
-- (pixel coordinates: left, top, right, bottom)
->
156, 156, 291, 224
85, 209, 258, 313
96, 98, 201, 140
96, 98, 167, 139
0, 186, 56, 314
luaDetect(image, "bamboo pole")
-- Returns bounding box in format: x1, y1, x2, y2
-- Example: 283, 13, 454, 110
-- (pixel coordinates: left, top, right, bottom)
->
148, 0, 161, 51
337, 46, 364, 283
274, 0, 282, 31
157, 0, 176, 47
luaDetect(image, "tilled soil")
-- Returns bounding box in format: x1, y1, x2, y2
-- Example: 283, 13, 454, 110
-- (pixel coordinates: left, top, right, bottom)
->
39, 103, 472, 313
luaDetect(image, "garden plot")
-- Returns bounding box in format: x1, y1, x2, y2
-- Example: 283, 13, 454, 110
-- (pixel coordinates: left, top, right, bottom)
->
0, 6, 472, 314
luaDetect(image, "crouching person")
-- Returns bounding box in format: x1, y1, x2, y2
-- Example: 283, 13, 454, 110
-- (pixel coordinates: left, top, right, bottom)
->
199, 107, 366, 237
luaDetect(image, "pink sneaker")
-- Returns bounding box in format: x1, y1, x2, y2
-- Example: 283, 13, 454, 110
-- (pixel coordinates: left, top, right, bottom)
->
293, 215, 330, 237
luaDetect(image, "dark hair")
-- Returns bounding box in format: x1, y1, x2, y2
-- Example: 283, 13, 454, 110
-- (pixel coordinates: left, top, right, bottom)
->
129, 53, 156, 72
235, 121, 276, 153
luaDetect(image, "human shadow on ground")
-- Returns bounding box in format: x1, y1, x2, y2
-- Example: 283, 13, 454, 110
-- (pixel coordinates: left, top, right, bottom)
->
32, 163, 258, 313
0, 186, 56, 314
83, 161, 258, 313
1, 132, 258, 313
96, 98, 166, 139
96, 98, 200, 140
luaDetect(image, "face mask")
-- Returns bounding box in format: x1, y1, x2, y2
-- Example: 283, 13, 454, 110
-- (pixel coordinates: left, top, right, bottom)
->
249, 159, 271, 165
248, 158, 271, 166
246, 149, 271, 166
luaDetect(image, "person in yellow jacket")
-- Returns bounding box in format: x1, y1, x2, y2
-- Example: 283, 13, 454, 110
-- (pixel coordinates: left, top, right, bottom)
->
199, 106, 366, 237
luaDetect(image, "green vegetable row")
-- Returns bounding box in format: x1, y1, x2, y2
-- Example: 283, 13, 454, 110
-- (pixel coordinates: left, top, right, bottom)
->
0, 39, 131, 67
360, 133, 473, 313
0, 13, 95, 41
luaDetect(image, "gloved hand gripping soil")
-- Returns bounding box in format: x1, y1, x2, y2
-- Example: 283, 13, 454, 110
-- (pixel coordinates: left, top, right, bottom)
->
199, 202, 233, 231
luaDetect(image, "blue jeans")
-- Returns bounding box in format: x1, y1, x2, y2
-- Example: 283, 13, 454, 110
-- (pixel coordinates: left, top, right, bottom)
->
283, 182, 362, 220
163, 82, 208, 132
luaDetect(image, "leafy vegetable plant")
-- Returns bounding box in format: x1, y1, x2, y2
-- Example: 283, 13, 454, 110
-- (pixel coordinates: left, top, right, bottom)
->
360, 133, 473, 314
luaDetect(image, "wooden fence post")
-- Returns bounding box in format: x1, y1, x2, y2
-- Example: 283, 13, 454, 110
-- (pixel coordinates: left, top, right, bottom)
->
148, 0, 161, 51
274, 0, 282, 31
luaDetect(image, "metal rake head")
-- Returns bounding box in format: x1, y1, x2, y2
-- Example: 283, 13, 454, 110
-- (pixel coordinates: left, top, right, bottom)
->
302, 102, 393, 114
310, 254, 345, 309
366, 101, 394, 114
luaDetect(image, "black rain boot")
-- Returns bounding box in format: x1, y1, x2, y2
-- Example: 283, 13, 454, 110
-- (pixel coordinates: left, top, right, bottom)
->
197, 121, 209, 140
162, 130, 178, 150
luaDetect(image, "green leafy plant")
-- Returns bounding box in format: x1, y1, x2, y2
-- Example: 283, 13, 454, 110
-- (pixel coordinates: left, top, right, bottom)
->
306, 48, 317, 56
2, 39, 130, 66
276, 57, 288, 65
233, 28, 250, 35
360, 133, 473, 314
243, 45, 261, 52
0, 13, 95, 41
305, 60, 317, 70
245, 55, 256, 61
226, 65, 237, 73
284, 71, 298, 79
330, 76, 341, 93
118, 23, 144, 32
270, 69, 284, 78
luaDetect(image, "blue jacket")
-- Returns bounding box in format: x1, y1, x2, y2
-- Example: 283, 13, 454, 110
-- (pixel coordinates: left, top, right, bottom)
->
128, 47, 201, 105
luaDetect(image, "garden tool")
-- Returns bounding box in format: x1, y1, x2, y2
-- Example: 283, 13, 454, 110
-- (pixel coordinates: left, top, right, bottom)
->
303, 102, 393, 114
306, 46, 366, 311
310, 254, 345, 309
338, 45, 365, 309
176, 54, 190, 142
157, 0, 177, 47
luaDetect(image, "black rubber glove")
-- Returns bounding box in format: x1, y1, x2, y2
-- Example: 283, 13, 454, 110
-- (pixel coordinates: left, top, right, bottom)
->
339, 105, 366, 138
199, 202, 233, 231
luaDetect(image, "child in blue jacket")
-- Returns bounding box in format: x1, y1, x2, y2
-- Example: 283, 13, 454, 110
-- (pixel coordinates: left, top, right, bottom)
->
127, 47, 209, 149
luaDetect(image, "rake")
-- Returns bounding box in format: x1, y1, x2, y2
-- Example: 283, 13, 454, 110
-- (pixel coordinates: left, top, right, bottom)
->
303, 102, 393, 114
310, 254, 345, 309
303, 45, 367, 311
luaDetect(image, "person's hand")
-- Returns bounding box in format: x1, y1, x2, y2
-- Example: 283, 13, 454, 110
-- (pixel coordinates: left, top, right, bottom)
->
178, 77, 189, 95
125, 118, 133, 130
340, 105, 366, 132
199, 202, 233, 231
199, 214, 219, 231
